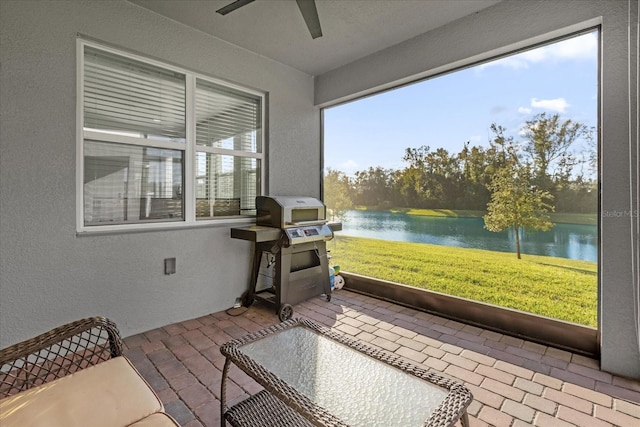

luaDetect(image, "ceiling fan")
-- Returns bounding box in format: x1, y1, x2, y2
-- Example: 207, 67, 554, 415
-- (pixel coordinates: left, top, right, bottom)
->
216, 0, 323, 39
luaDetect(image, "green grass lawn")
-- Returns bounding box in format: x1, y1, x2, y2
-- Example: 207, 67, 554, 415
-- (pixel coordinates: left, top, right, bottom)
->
328, 235, 598, 327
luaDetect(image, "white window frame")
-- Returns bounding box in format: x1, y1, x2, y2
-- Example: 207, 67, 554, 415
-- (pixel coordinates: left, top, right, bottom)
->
76, 39, 265, 233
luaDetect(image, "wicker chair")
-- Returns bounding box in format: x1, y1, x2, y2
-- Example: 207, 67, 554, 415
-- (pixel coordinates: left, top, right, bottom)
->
1, 317, 179, 427
0, 316, 123, 398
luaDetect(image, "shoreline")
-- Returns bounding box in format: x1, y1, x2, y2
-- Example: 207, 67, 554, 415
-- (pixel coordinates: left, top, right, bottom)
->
354, 207, 597, 225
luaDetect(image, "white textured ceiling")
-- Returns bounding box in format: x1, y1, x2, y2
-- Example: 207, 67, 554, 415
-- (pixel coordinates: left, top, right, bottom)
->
128, 0, 501, 76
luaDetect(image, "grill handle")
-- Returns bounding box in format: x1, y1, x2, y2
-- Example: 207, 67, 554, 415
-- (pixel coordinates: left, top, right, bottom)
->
285, 220, 327, 227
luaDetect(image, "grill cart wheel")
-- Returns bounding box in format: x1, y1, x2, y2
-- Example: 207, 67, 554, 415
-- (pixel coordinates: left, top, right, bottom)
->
278, 304, 293, 321
325, 293, 331, 302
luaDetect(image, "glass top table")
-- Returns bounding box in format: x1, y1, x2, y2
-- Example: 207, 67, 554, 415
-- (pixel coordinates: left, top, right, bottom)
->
220, 319, 472, 427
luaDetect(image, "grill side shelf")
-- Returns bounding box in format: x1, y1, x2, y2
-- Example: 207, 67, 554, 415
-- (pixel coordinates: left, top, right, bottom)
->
231, 226, 282, 243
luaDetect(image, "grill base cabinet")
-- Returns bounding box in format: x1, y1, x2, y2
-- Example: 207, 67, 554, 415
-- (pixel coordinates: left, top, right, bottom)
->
278, 240, 331, 304
231, 196, 336, 321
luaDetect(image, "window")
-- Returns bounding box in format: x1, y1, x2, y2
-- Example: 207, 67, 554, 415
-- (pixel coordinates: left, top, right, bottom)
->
195, 80, 262, 219
78, 41, 264, 231
323, 30, 598, 327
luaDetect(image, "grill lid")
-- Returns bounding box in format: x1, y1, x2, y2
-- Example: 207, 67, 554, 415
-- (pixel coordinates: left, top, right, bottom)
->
256, 196, 326, 229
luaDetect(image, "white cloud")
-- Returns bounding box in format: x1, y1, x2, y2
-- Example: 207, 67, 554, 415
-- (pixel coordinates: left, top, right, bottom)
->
530, 97, 569, 113
545, 33, 598, 61
518, 107, 532, 114
479, 32, 597, 70
339, 159, 359, 173
479, 56, 529, 70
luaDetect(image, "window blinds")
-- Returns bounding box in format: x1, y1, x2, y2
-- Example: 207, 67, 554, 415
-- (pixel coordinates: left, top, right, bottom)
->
83, 47, 186, 142
195, 79, 261, 152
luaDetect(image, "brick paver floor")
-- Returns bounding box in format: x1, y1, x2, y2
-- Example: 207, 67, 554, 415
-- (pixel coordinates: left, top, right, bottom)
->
123, 289, 640, 427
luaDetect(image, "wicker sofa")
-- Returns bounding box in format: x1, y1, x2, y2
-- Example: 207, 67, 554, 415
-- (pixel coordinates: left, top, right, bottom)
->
0, 317, 179, 427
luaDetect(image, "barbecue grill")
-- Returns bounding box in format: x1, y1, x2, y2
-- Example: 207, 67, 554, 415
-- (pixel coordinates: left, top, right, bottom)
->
231, 196, 340, 321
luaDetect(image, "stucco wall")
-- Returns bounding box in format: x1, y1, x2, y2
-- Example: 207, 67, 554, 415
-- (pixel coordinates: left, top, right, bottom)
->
0, 0, 319, 345
316, 0, 639, 379
1, 0, 637, 380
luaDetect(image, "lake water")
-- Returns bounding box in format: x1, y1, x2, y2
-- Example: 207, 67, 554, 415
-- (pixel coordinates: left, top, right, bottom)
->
338, 210, 598, 262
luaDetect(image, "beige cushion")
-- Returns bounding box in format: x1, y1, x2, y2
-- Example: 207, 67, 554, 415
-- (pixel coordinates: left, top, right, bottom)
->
127, 413, 180, 426
0, 357, 164, 427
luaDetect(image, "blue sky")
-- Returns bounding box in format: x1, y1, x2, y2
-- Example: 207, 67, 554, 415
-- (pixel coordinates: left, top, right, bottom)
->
324, 31, 598, 176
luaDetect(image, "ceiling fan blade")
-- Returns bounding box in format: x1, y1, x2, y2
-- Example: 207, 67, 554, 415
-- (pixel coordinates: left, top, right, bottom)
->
296, 0, 323, 39
216, 0, 256, 16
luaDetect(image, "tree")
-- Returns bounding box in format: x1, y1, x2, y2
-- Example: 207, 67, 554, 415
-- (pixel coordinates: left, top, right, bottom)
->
323, 168, 353, 221
400, 145, 431, 207
401, 145, 462, 208
458, 142, 491, 210
424, 147, 462, 208
522, 113, 591, 193
484, 125, 554, 259
396, 166, 422, 207
352, 166, 394, 208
